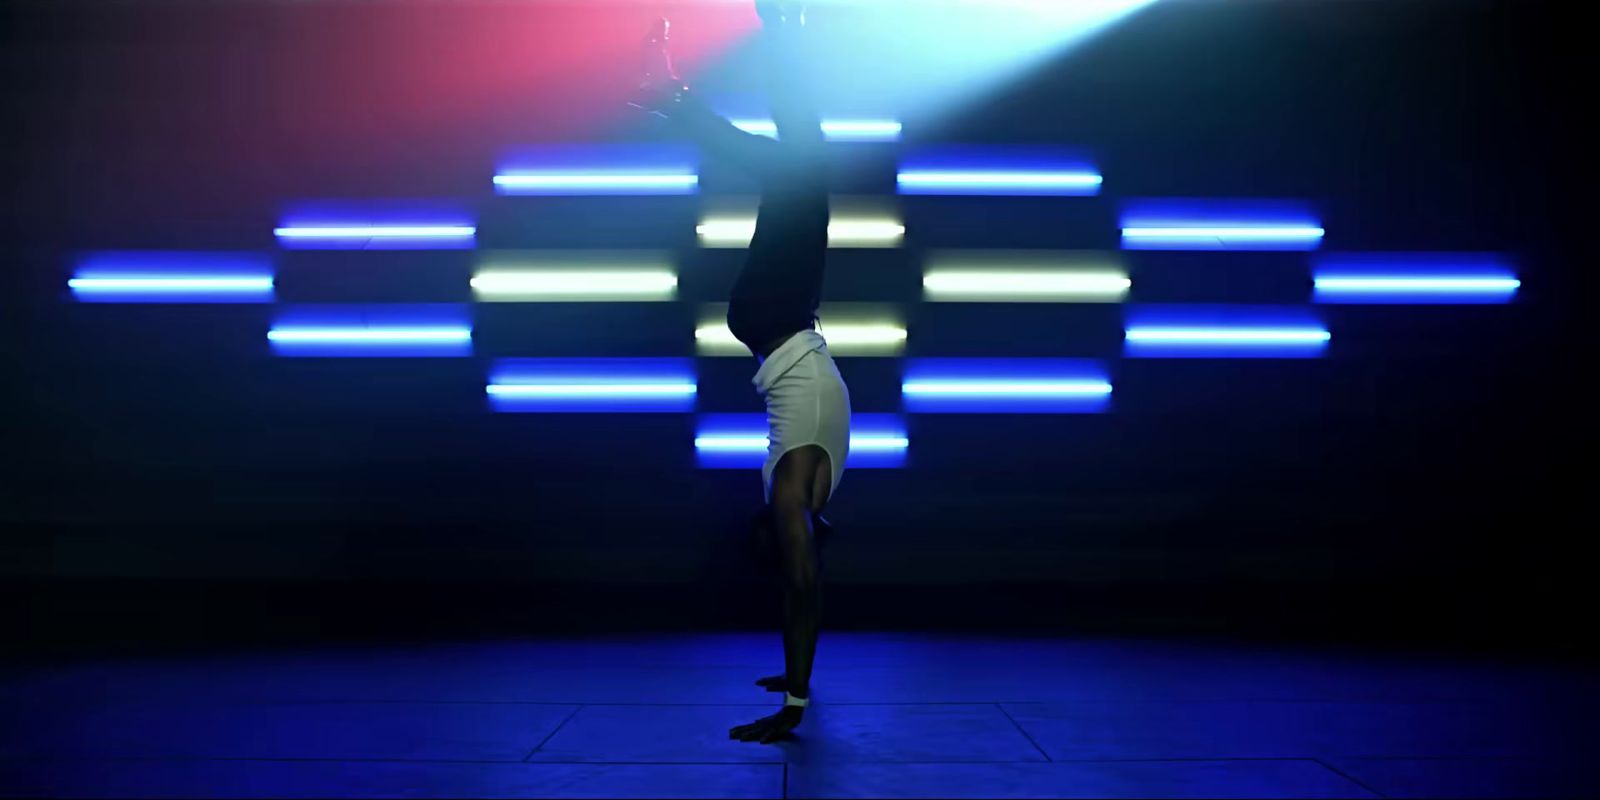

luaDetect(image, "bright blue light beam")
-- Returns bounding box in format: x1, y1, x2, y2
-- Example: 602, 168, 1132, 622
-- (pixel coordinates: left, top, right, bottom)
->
1315, 277, 1521, 292
492, 174, 699, 195
274, 223, 477, 250
273, 226, 476, 239
487, 358, 698, 412
693, 434, 909, 453
487, 384, 696, 398
695, 413, 908, 468
267, 328, 472, 343
1123, 327, 1330, 359
898, 171, 1104, 195
1310, 254, 1520, 304
69, 276, 275, 302
69, 252, 276, 303
903, 381, 1113, 396
1124, 328, 1332, 344
902, 359, 1114, 413
1123, 304, 1330, 358
1121, 225, 1326, 250
267, 308, 475, 357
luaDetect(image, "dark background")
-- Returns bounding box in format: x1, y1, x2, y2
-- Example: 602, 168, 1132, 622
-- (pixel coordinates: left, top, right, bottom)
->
2, 0, 1582, 653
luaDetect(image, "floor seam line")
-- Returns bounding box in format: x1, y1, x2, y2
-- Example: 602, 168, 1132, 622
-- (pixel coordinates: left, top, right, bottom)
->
523, 704, 585, 762
995, 702, 1052, 763
1312, 757, 1389, 799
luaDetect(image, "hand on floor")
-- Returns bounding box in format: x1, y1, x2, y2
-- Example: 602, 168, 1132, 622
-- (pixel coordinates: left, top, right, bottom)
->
729, 705, 804, 744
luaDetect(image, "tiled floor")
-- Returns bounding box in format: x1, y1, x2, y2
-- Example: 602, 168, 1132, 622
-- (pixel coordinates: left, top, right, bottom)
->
2, 634, 1593, 798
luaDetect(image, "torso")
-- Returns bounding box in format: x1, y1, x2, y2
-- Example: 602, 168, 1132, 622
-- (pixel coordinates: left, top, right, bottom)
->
755, 330, 805, 361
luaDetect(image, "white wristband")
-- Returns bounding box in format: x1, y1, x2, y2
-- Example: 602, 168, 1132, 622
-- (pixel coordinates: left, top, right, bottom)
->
784, 692, 810, 708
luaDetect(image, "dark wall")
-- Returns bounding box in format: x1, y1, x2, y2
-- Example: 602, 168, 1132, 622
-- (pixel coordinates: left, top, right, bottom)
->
1, 0, 1578, 636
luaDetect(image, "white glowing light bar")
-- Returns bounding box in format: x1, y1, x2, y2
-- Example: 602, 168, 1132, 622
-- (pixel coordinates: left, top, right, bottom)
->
730, 119, 904, 141
923, 271, 1130, 300
903, 381, 1113, 397
471, 271, 678, 300
694, 435, 909, 452
697, 217, 906, 248
266, 328, 473, 343
1313, 277, 1521, 292
273, 226, 476, 239
68, 277, 274, 292
486, 384, 696, 398
694, 324, 908, 347
1124, 328, 1331, 344
693, 436, 770, 450
491, 174, 698, 191
898, 171, 1103, 190
853, 436, 911, 452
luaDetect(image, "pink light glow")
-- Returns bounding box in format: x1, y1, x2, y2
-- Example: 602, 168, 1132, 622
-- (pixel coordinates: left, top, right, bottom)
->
271, 2, 758, 148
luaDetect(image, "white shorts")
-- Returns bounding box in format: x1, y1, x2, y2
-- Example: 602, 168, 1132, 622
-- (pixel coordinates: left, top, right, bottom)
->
752, 330, 852, 503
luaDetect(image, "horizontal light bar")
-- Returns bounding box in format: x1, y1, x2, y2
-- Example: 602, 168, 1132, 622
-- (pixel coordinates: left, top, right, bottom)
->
923, 271, 1129, 301
69, 274, 276, 303
855, 436, 911, 453
271, 304, 473, 357
693, 436, 769, 450
1122, 226, 1325, 240
493, 174, 697, 189
71, 252, 277, 303
1124, 305, 1328, 358
697, 217, 906, 248
696, 413, 908, 469
897, 147, 1102, 196
1125, 328, 1330, 343
693, 435, 909, 452
487, 383, 695, 398
267, 328, 472, 343
903, 381, 1112, 396
731, 119, 903, 141
1314, 277, 1522, 297
488, 358, 696, 412
898, 171, 1103, 193
695, 324, 907, 348
1314, 277, 1520, 291
822, 121, 903, 140
471, 271, 678, 301
274, 226, 475, 239
1310, 254, 1519, 304
1121, 224, 1325, 251
70, 277, 273, 291
901, 359, 1113, 413
1121, 200, 1323, 251
492, 174, 698, 193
